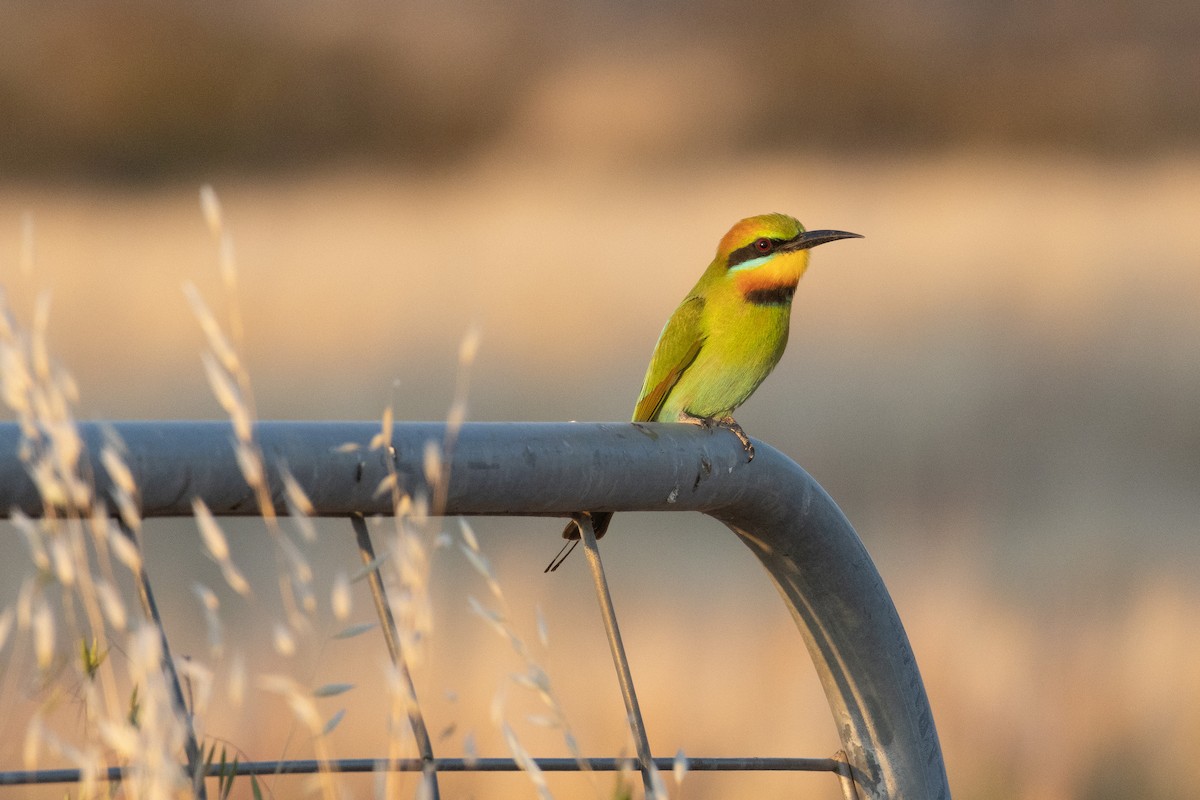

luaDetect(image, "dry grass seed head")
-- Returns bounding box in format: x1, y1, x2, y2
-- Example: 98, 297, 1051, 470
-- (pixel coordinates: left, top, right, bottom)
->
94, 581, 127, 632
422, 441, 442, 488
193, 498, 251, 597
193, 582, 224, 655
501, 721, 553, 800
227, 652, 246, 708
673, 749, 689, 785
0, 608, 14, 653
11, 510, 49, 572
19, 212, 35, 276
30, 291, 52, 381
273, 624, 297, 656
259, 674, 322, 733
99, 444, 136, 497
370, 405, 394, 451
199, 184, 223, 237
186, 284, 241, 375
48, 535, 75, 586
31, 596, 55, 669
331, 572, 352, 620
176, 658, 214, 716
106, 523, 143, 573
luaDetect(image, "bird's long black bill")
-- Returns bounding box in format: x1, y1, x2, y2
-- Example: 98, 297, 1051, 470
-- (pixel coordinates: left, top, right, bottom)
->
783, 229, 863, 251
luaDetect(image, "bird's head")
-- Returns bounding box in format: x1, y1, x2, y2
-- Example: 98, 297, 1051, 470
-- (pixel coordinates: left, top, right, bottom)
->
712, 213, 861, 301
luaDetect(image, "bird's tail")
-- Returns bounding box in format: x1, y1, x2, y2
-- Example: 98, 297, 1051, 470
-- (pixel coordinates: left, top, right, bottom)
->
543, 512, 614, 573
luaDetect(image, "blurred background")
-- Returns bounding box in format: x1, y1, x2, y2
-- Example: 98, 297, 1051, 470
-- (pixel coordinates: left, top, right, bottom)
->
1, 1, 1198, 798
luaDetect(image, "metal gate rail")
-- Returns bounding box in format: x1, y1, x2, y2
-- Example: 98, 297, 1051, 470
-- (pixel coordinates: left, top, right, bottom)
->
0, 421, 950, 799
0, 756, 844, 785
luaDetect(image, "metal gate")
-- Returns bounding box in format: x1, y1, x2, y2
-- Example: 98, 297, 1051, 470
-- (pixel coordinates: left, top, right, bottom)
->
0, 420, 950, 799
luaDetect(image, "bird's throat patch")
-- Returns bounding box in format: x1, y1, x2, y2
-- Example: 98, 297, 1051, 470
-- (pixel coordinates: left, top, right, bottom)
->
744, 285, 797, 306
731, 250, 807, 305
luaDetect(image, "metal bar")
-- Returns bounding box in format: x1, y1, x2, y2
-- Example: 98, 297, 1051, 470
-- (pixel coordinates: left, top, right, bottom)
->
0, 756, 843, 785
350, 514, 440, 800
0, 421, 950, 800
576, 513, 658, 796
120, 522, 208, 800
834, 750, 863, 800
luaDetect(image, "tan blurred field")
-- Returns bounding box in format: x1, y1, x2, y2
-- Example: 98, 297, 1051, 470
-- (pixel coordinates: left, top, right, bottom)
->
1, 153, 1198, 799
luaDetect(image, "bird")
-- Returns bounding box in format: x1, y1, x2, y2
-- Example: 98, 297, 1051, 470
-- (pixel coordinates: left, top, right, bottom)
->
545, 213, 861, 572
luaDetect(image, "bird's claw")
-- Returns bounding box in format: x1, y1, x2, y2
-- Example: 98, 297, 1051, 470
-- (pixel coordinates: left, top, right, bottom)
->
680, 413, 755, 463
718, 416, 755, 462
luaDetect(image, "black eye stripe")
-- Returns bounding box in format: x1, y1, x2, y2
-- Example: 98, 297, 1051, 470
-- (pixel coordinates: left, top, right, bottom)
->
726, 237, 790, 269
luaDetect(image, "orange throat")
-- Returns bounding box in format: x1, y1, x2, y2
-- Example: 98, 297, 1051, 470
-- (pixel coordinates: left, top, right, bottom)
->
734, 267, 803, 306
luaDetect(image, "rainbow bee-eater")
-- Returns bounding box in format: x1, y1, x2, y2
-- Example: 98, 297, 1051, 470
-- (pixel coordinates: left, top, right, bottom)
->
546, 213, 861, 572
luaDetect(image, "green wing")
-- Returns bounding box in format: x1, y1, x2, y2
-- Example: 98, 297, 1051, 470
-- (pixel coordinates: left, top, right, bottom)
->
632, 295, 706, 422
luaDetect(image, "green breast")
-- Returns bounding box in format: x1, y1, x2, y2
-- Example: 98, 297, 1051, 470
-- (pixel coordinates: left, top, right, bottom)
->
654, 301, 790, 421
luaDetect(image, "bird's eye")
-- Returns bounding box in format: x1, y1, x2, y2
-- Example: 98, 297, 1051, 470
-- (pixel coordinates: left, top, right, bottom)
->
754, 237, 773, 254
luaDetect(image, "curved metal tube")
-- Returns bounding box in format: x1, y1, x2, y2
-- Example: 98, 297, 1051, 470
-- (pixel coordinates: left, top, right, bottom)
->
0, 421, 949, 799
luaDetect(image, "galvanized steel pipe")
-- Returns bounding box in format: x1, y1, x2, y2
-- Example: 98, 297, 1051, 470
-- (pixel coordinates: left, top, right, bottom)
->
0, 421, 950, 799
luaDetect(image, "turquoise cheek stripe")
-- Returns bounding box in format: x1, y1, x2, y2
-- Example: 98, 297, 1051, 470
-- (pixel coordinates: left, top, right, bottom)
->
727, 254, 772, 273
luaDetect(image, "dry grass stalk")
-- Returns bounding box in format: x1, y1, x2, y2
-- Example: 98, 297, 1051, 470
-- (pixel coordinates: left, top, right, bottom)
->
0, 285, 182, 791
0, 204, 632, 800
188, 187, 318, 635
460, 517, 596, 798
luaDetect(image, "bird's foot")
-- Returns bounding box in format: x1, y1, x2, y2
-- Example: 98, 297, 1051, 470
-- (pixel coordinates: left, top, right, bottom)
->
679, 412, 755, 462
718, 416, 755, 462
